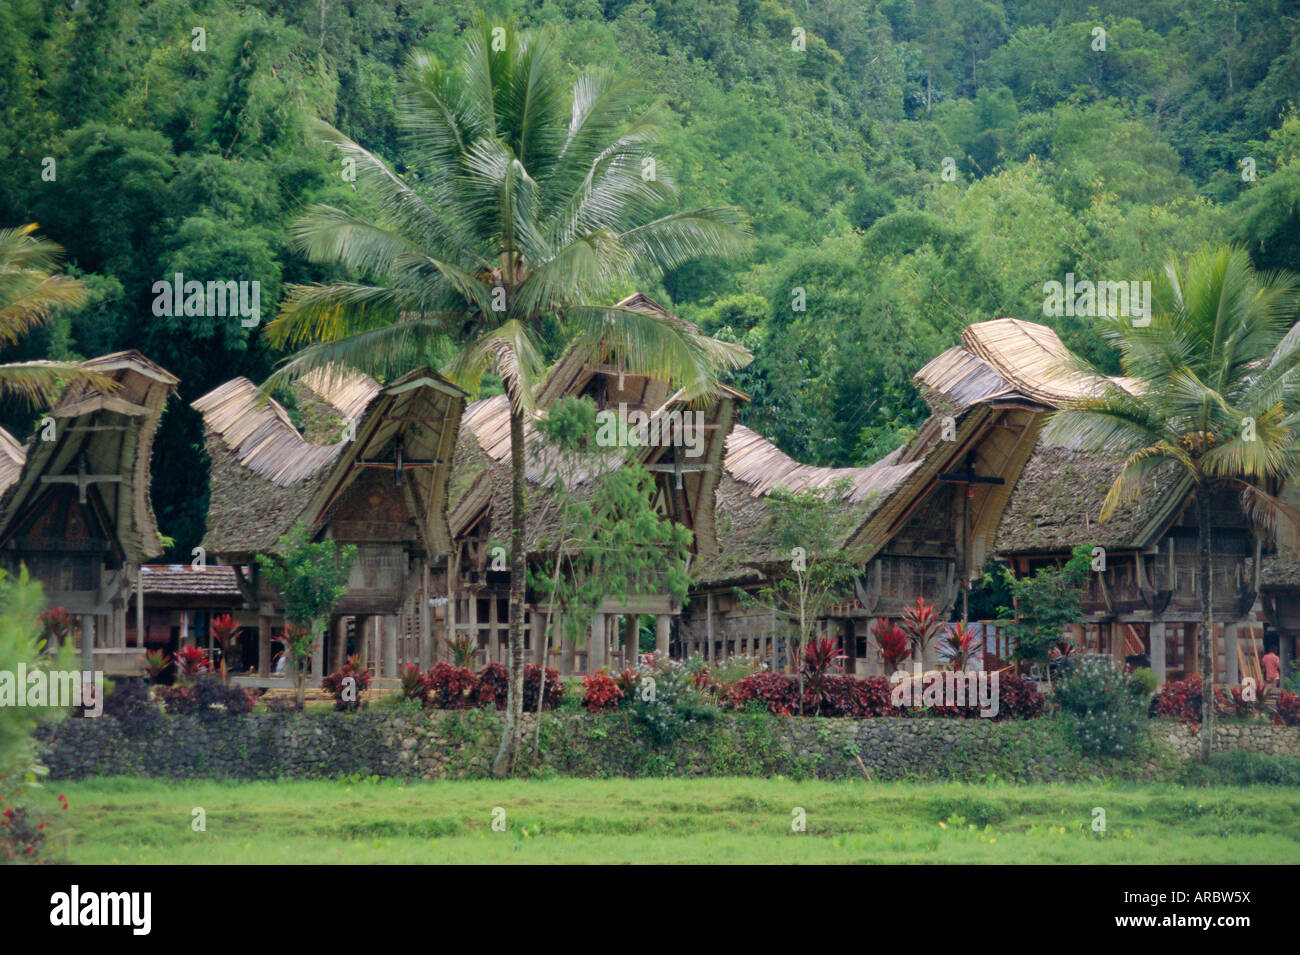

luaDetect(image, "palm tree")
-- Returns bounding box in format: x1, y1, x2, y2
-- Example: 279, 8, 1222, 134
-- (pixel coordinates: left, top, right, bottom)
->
265, 22, 750, 774
0, 223, 103, 401
1046, 245, 1300, 760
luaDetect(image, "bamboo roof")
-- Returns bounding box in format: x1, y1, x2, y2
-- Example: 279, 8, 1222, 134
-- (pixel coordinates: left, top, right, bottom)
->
450, 293, 746, 558
195, 367, 466, 558
0, 350, 179, 564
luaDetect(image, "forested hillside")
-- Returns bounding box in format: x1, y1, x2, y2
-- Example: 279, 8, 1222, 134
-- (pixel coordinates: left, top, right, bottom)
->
1, 0, 1298, 558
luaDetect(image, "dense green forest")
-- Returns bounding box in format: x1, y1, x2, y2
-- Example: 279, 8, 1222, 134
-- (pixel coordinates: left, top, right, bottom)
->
1, 0, 1298, 559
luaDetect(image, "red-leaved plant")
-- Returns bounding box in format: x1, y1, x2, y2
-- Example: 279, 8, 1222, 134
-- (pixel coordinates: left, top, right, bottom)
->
871, 619, 910, 672
173, 645, 209, 683
899, 597, 943, 665
802, 637, 845, 715
582, 669, 623, 711
321, 655, 373, 711
940, 622, 982, 671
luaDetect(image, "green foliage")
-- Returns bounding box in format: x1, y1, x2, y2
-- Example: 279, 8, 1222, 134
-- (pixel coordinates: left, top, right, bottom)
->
1054, 655, 1148, 758
529, 396, 693, 654
999, 544, 1093, 670
257, 521, 357, 706
0, 568, 74, 782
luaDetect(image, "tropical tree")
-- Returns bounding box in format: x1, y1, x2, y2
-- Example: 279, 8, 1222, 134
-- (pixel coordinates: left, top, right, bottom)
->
1046, 245, 1300, 760
265, 22, 749, 774
256, 521, 357, 709
0, 224, 106, 402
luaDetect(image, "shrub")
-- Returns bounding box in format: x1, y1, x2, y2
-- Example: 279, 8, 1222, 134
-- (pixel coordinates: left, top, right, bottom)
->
871, 619, 910, 672
1183, 750, 1300, 786
102, 677, 162, 736
474, 663, 509, 708
398, 663, 428, 706
819, 675, 895, 718
158, 676, 254, 717
523, 665, 565, 711
425, 663, 479, 710
581, 669, 623, 711
1054, 656, 1146, 756
730, 672, 801, 716
173, 645, 208, 683
624, 655, 718, 744
1153, 673, 1202, 723
0, 782, 66, 864
1274, 689, 1300, 727
1130, 666, 1158, 698
321, 656, 373, 712
987, 672, 1045, 720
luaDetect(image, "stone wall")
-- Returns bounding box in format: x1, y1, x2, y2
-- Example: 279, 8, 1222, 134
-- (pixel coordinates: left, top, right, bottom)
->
35, 709, 1300, 782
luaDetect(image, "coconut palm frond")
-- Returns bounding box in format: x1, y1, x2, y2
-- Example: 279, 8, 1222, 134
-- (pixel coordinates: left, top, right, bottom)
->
443, 319, 544, 414
1238, 481, 1300, 540
1100, 444, 1188, 522
264, 320, 455, 394
0, 361, 116, 406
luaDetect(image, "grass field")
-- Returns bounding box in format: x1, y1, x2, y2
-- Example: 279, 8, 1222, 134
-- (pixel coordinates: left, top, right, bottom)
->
37, 776, 1300, 864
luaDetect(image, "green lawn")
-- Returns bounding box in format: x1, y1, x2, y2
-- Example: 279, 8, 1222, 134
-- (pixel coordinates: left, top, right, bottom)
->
37, 777, 1300, 864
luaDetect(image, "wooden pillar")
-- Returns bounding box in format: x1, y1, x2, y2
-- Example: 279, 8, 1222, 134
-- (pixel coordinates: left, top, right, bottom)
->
1224, 622, 1238, 686
468, 593, 480, 666
655, 613, 670, 657
258, 612, 272, 678
706, 593, 715, 664
1150, 620, 1167, 687
420, 566, 433, 670
488, 593, 499, 664
135, 568, 145, 648
624, 614, 639, 667
80, 615, 94, 671
381, 614, 398, 678
589, 612, 607, 672
311, 624, 325, 681
332, 616, 348, 673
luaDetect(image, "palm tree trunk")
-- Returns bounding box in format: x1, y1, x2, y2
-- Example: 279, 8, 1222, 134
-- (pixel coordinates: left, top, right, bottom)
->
1197, 486, 1214, 762
492, 401, 528, 777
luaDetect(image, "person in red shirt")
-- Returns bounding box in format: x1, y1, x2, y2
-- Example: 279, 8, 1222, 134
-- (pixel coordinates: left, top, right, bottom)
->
1262, 645, 1281, 690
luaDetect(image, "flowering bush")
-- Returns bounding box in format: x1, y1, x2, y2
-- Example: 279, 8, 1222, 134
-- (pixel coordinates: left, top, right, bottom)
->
581, 669, 623, 711
321, 655, 373, 712
1054, 655, 1146, 756
0, 783, 66, 864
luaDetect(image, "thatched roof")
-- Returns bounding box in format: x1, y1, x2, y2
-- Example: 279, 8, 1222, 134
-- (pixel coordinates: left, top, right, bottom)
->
195, 367, 466, 559
449, 293, 746, 559
993, 440, 1189, 555
921, 318, 1140, 407
692, 318, 1118, 588
0, 350, 178, 564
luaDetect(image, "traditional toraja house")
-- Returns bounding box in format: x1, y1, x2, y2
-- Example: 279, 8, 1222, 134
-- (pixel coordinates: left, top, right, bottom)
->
133, 564, 245, 661
0, 351, 178, 673
684, 318, 1132, 675
192, 366, 466, 684
445, 293, 745, 675
995, 443, 1287, 688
